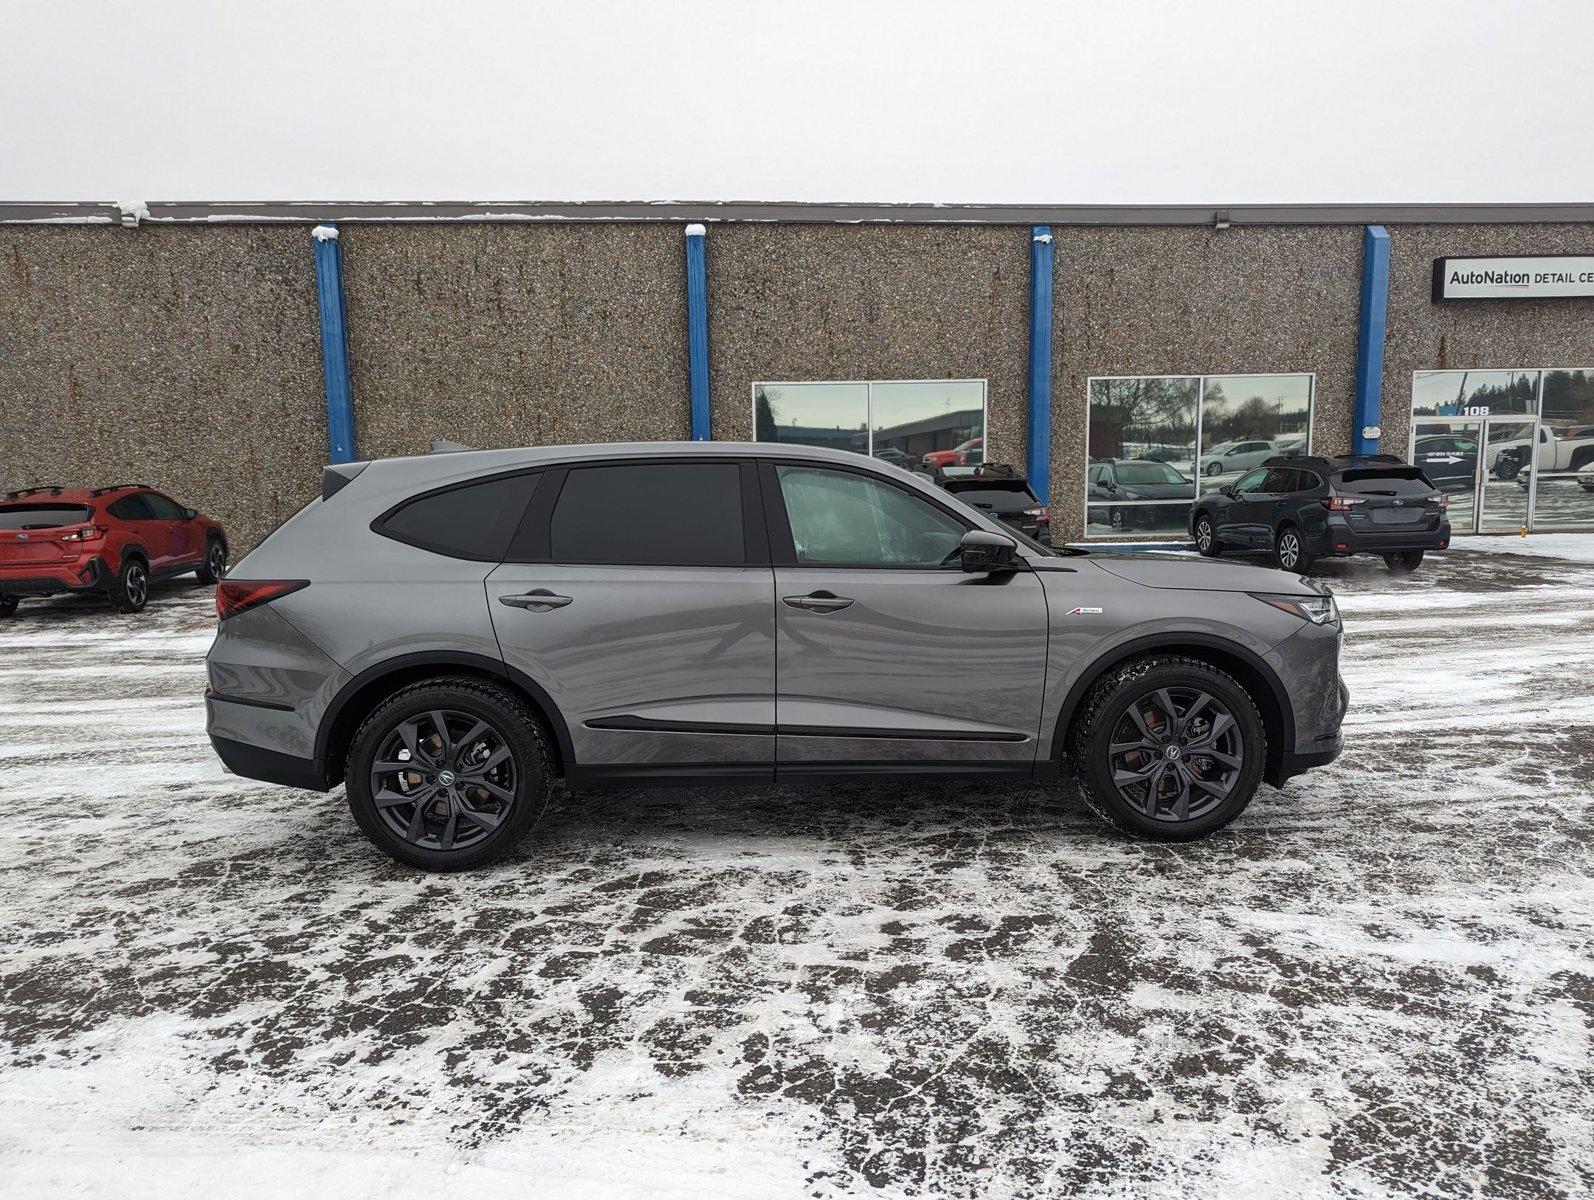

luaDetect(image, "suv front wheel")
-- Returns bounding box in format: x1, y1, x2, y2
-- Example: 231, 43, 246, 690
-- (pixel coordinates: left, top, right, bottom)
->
1069, 655, 1266, 840
345, 676, 553, 871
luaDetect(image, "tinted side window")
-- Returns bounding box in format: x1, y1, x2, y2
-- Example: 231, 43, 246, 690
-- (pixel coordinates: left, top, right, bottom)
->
108, 494, 154, 520
1293, 470, 1322, 493
379, 473, 540, 561
144, 492, 185, 520
550, 463, 744, 565
1233, 468, 1269, 494
1259, 468, 1296, 493
777, 465, 966, 566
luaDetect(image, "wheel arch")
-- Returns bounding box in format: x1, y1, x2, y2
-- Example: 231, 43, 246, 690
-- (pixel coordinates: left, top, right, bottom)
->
314, 651, 575, 787
1050, 634, 1295, 783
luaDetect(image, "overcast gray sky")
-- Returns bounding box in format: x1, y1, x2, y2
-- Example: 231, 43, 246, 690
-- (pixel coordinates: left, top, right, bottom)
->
2, 0, 1589, 204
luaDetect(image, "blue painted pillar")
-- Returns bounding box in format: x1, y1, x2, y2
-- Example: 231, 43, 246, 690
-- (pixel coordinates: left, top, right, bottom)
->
684, 223, 710, 440
1026, 226, 1054, 502
1353, 225, 1391, 456
312, 225, 357, 463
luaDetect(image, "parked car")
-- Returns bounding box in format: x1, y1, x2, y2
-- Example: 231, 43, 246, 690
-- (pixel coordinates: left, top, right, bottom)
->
871, 447, 916, 468
1087, 458, 1194, 531
207, 441, 1346, 869
1197, 440, 1278, 478
1413, 434, 1479, 488
1491, 425, 1594, 480
1189, 454, 1450, 574
918, 433, 975, 465
931, 463, 1050, 543
0, 484, 228, 615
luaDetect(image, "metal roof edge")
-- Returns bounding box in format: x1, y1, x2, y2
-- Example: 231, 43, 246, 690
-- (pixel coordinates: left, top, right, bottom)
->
2, 200, 1592, 226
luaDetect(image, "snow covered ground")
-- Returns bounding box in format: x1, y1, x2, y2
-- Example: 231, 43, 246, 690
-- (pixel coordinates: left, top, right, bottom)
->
1, 545, 1591, 1199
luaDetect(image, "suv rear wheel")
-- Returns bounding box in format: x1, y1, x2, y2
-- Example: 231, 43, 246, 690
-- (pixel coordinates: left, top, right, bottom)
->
1273, 524, 1311, 573
0, 595, 17, 618
1384, 550, 1424, 574
196, 536, 227, 585
108, 556, 149, 613
1069, 655, 1266, 840
345, 676, 552, 871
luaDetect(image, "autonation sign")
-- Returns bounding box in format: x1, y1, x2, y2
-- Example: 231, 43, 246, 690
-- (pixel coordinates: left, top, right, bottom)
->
1432, 255, 1594, 301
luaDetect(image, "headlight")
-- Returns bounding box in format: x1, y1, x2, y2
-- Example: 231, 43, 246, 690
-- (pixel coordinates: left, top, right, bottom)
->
1252, 593, 1339, 625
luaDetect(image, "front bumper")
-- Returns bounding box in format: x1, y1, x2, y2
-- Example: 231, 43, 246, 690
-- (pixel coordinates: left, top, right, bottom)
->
1322, 516, 1451, 556
0, 556, 112, 595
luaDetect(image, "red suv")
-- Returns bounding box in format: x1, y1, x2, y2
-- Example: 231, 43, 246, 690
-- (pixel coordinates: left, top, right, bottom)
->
0, 484, 228, 616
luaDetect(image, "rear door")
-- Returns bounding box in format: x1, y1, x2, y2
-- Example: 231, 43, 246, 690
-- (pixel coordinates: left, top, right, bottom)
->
108, 492, 166, 565
1253, 467, 1301, 549
486, 458, 776, 781
764, 460, 1048, 775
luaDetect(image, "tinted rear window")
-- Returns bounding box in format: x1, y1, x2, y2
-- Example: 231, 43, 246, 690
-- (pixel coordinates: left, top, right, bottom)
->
945, 484, 1034, 512
1337, 468, 1434, 496
550, 463, 744, 565
379, 472, 541, 560
0, 504, 93, 530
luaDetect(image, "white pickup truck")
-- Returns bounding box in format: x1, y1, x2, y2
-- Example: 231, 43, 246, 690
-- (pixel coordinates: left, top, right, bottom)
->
1492, 425, 1594, 480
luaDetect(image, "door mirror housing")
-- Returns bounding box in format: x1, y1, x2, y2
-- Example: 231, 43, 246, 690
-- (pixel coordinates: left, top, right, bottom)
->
959, 529, 1019, 574
183, 507, 198, 520
1219, 484, 1235, 497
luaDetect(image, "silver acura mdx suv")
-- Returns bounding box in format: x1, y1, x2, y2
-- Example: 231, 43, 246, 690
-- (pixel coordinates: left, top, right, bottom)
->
206, 442, 1346, 870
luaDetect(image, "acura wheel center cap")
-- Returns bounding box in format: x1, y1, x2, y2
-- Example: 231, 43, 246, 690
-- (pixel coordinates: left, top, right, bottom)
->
1164, 744, 1182, 761
438, 769, 457, 786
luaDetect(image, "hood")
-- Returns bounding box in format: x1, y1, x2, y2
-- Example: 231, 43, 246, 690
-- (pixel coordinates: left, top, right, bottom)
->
1090, 554, 1324, 596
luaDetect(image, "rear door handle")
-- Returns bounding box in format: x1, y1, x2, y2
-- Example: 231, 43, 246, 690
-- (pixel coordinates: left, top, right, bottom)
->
498, 589, 573, 612
782, 591, 854, 612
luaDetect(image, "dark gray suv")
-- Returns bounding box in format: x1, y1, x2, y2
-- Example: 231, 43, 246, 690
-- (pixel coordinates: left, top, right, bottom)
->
206, 443, 1346, 870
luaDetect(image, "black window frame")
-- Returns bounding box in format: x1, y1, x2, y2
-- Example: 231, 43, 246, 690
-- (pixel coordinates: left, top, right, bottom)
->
759, 458, 977, 571
504, 458, 768, 568
372, 468, 544, 562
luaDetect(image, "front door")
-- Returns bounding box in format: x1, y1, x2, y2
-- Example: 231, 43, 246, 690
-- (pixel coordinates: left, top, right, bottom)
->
1412, 423, 1483, 532
144, 492, 195, 565
763, 461, 1048, 774
1224, 467, 1272, 547
486, 459, 776, 781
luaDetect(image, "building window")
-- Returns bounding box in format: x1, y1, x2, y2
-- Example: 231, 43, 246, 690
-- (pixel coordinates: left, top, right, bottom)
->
1085, 373, 1314, 537
1411, 368, 1594, 534
752, 379, 986, 473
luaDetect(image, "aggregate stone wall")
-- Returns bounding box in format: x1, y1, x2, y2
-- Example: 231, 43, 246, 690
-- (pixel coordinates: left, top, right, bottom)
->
1381, 223, 1594, 457
0, 226, 325, 551
1049, 225, 1365, 541
338, 224, 691, 461
705, 224, 1031, 464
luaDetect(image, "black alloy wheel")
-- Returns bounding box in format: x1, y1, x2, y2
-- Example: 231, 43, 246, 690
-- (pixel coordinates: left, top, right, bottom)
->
1070, 655, 1265, 840
346, 676, 551, 870
197, 537, 227, 585
110, 557, 148, 613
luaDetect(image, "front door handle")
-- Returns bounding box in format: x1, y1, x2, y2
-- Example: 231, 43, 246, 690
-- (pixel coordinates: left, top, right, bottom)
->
782, 591, 854, 612
499, 589, 573, 612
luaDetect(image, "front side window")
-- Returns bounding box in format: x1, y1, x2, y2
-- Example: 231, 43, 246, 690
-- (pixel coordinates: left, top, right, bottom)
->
143, 492, 185, 520
753, 380, 986, 469
777, 465, 965, 566
1233, 468, 1269, 494
378, 473, 540, 561
550, 463, 744, 566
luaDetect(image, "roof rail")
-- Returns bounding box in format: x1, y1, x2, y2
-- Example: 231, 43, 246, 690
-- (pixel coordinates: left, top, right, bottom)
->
88, 483, 153, 496
3, 485, 65, 499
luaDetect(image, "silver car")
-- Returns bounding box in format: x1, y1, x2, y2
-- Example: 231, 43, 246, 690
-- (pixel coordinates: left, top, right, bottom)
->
1199, 440, 1279, 478
206, 442, 1346, 870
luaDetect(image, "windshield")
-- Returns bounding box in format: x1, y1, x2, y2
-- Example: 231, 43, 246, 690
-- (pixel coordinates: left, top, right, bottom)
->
1115, 462, 1185, 485
0, 504, 93, 530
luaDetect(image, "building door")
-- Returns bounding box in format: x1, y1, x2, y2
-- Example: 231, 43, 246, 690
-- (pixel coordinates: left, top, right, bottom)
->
1412, 418, 1545, 534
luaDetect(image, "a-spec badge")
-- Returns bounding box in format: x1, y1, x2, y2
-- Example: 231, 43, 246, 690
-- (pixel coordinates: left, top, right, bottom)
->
1067, 606, 1103, 615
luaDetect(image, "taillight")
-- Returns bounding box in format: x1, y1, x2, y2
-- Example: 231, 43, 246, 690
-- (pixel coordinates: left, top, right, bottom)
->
59, 525, 108, 542
1320, 496, 1365, 512
1433, 492, 1450, 509
216, 579, 308, 620
1023, 505, 1051, 522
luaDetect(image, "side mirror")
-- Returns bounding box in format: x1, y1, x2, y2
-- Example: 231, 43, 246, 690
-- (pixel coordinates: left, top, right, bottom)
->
183, 508, 198, 520
960, 529, 1019, 574
1219, 484, 1235, 497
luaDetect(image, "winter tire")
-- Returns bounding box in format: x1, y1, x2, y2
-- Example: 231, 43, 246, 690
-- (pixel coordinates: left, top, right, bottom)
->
1384, 550, 1423, 574
345, 675, 553, 871
0, 595, 17, 618
1069, 655, 1266, 841
196, 535, 227, 585
109, 556, 149, 613
1273, 524, 1311, 573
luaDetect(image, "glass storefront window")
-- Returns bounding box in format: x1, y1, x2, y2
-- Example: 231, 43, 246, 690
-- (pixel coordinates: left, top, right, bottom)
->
752, 380, 986, 473
1085, 373, 1314, 537
1411, 368, 1594, 533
